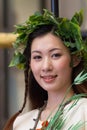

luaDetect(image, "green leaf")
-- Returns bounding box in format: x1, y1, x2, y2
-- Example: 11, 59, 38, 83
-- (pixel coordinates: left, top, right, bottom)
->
74, 70, 87, 84
71, 10, 83, 26
68, 121, 86, 130
9, 52, 26, 69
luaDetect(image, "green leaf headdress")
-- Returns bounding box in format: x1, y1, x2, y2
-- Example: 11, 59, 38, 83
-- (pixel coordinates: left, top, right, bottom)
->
9, 9, 87, 70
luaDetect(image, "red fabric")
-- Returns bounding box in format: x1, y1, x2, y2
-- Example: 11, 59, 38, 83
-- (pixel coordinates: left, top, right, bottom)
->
36, 120, 49, 130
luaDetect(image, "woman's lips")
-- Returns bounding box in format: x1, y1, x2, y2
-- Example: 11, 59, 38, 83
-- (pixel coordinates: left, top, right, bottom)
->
40, 75, 57, 83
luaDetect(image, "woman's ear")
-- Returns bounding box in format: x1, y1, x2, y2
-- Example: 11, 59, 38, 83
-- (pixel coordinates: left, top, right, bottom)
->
71, 54, 81, 67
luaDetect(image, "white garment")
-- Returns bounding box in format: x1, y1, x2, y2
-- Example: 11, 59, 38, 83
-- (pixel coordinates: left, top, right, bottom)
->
13, 98, 87, 130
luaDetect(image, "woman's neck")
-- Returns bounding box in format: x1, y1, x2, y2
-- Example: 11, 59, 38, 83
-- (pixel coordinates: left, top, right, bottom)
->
46, 89, 74, 109
40, 89, 74, 121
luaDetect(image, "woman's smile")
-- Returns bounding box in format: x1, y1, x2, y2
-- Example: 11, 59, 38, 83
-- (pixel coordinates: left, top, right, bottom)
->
40, 75, 58, 83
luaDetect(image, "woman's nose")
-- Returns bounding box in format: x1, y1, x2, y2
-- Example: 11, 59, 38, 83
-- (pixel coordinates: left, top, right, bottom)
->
42, 57, 53, 72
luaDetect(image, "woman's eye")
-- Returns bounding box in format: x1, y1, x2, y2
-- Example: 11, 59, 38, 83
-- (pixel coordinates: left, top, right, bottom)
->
33, 55, 42, 61
52, 53, 61, 59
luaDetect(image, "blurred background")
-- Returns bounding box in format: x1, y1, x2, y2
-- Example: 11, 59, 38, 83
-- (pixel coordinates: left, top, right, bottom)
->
0, 0, 87, 129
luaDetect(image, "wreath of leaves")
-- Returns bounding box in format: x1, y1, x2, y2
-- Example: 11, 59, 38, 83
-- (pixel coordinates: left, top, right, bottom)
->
9, 9, 87, 70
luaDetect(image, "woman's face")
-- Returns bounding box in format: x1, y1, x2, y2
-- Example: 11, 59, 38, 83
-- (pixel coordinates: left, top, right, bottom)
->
30, 33, 72, 92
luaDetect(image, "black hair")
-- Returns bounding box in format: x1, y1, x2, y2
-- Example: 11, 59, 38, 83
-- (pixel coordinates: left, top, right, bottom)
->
3, 24, 87, 130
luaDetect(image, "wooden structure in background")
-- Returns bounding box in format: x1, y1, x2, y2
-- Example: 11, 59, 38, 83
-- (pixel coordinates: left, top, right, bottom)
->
0, 33, 17, 48
0, 32, 17, 129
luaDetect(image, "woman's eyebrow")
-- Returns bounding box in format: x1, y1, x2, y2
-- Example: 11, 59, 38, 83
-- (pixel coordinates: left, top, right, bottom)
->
49, 48, 62, 52
31, 50, 41, 54
31, 48, 62, 54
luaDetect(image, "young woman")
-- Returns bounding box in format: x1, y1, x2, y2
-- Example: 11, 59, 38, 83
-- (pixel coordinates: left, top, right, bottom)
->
3, 9, 87, 130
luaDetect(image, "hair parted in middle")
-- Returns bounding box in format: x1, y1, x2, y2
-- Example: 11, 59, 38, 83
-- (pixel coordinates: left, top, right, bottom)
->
23, 24, 87, 110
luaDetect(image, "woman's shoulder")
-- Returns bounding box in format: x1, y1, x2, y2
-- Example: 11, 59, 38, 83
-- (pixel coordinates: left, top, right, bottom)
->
77, 97, 87, 106
65, 97, 87, 115
13, 109, 39, 130
63, 98, 87, 129
65, 97, 87, 113
16, 108, 39, 120
78, 98, 87, 113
